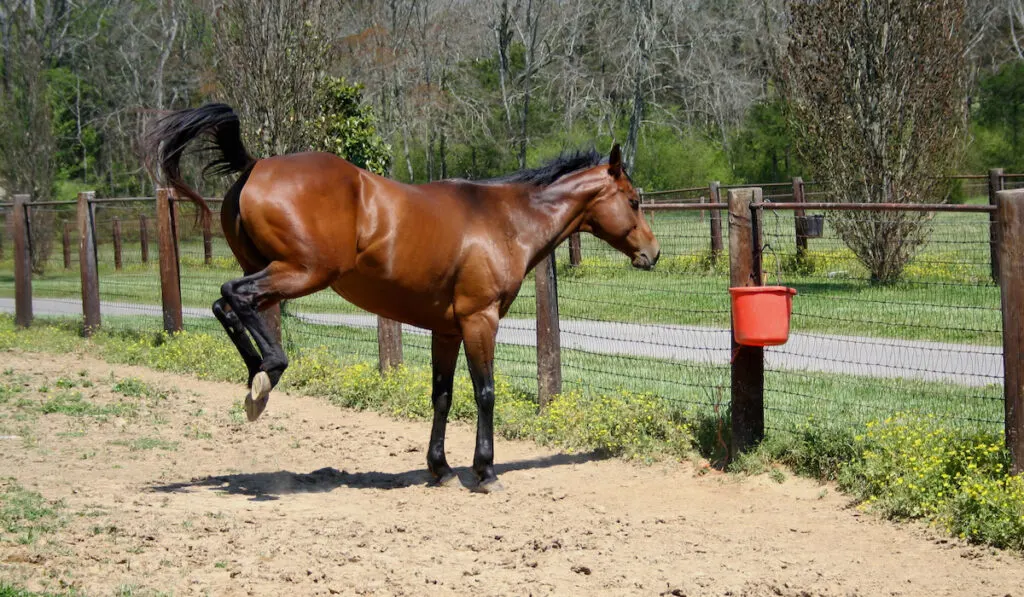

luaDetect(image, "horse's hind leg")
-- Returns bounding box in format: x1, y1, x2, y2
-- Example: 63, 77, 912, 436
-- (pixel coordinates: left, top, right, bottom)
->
427, 333, 462, 487
221, 262, 329, 421
212, 298, 261, 385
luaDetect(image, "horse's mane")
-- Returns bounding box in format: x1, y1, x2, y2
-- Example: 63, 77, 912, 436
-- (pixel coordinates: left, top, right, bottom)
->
481, 149, 604, 187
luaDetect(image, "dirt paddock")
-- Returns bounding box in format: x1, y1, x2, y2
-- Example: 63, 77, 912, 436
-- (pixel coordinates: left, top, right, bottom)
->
0, 351, 1022, 596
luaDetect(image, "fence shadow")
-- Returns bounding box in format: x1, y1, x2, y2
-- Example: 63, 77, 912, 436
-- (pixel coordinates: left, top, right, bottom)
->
147, 451, 606, 500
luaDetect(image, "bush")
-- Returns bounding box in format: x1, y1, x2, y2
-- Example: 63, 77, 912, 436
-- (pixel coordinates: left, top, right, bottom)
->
839, 412, 1024, 549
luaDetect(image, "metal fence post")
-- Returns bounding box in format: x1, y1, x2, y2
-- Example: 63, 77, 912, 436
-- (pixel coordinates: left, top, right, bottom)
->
728, 187, 765, 455
535, 252, 562, 407
990, 168, 1005, 284
77, 191, 101, 335
793, 177, 808, 257
377, 317, 403, 373
997, 188, 1024, 474
709, 181, 723, 263
12, 194, 32, 328
156, 188, 183, 333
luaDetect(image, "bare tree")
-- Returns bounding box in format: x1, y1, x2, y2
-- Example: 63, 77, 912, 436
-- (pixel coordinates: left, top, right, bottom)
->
211, 0, 331, 156
778, 0, 969, 283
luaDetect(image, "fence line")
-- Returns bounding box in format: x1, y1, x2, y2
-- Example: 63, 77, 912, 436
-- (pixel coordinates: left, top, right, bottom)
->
3, 173, 1023, 470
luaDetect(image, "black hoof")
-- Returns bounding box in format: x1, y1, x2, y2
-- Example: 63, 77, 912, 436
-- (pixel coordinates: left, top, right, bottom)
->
473, 477, 505, 493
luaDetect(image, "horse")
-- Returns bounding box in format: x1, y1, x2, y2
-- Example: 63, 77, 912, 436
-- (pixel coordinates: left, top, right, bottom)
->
147, 103, 660, 492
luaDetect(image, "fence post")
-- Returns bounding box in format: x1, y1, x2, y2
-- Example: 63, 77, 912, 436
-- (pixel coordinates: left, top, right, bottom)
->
77, 191, 101, 335
202, 215, 213, 265
569, 233, 582, 267
377, 317, 403, 373
62, 221, 71, 269
535, 252, 562, 407
12, 194, 32, 328
113, 216, 123, 271
997, 188, 1024, 474
728, 187, 765, 455
709, 181, 723, 263
793, 177, 808, 257
139, 214, 149, 264
990, 168, 1005, 284
156, 188, 183, 333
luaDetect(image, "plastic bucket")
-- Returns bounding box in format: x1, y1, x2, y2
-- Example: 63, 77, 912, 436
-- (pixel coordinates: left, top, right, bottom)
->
729, 286, 798, 347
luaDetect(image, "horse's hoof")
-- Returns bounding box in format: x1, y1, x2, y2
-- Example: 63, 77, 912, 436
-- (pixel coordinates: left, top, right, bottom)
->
474, 478, 505, 494
438, 472, 461, 488
245, 371, 272, 422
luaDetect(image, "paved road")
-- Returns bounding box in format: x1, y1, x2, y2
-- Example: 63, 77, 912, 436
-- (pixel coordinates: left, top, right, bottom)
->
0, 297, 1002, 387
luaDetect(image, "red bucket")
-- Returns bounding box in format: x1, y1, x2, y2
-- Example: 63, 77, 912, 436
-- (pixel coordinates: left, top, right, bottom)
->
729, 286, 798, 347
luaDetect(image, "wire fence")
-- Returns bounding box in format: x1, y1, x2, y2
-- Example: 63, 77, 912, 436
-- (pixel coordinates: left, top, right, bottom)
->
0, 174, 1013, 442
757, 201, 1002, 435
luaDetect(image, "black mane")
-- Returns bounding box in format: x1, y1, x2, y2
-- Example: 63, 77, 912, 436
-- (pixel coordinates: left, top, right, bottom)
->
482, 149, 604, 187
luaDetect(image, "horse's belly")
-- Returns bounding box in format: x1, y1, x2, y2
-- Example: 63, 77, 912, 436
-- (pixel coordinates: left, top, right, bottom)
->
329, 274, 458, 334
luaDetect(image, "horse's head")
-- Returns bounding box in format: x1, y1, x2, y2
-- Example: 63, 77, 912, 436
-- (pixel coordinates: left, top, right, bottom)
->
578, 145, 660, 270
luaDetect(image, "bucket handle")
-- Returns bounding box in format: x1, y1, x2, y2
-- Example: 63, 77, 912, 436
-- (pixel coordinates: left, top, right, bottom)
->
756, 242, 784, 287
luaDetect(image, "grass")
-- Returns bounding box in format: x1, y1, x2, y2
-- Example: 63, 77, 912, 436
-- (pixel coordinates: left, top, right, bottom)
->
0, 205, 1003, 345
0, 479, 63, 544
108, 437, 178, 451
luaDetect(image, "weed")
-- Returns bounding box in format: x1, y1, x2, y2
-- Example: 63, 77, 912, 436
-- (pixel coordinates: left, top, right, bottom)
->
0, 479, 63, 544
109, 437, 178, 452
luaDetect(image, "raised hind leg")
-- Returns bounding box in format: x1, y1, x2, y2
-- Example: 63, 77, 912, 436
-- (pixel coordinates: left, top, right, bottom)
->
427, 333, 462, 487
221, 262, 329, 421
212, 298, 261, 385
459, 307, 502, 492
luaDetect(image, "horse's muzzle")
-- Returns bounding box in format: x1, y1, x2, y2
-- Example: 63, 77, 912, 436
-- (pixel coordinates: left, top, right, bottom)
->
632, 250, 660, 270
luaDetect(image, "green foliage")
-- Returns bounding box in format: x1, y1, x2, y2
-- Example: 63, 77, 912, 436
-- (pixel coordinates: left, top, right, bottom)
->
839, 413, 1024, 549
306, 77, 391, 175
0, 479, 63, 544
975, 61, 1024, 172
729, 98, 801, 183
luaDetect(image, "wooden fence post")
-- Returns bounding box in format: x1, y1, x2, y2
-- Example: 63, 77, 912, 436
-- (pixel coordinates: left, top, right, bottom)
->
728, 187, 765, 455
793, 177, 808, 257
12, 194, 32, 328
991, 168, 1005, 284
709, 181, 723, 263
77, 191, 101, 335
569, 233, 582, 267
113, 216, 123, 270
202, 215, 213, 265
997, 188, 1024, 474
377, 317, 403, 373
62, 221, 71, 269
535, 252, 562, 407
139, 214, 149, 264
156, 188, 183, 333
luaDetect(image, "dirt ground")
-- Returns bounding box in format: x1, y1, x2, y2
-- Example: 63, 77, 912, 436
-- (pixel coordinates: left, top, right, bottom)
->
0, 351, 1022, 597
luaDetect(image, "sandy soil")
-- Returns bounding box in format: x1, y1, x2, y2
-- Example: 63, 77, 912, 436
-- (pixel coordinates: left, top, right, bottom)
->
0, 350, 1022, 597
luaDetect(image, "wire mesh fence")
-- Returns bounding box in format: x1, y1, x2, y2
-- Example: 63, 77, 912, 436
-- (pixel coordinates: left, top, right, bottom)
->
0, 176, 1015, 444
555, 187, 731, 419
758, 201, 1002, 435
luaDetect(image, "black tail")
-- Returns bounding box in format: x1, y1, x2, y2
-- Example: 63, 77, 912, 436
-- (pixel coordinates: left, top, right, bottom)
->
146, 103, 254, 220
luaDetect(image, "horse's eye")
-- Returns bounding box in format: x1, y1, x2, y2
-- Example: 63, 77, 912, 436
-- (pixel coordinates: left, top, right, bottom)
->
629, 198, 640, 210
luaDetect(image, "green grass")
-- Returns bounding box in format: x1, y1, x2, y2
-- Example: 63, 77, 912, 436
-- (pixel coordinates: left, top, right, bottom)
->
0, 206, 1002, 345
0, 479, 63, 544
108, 437, 178, 451
38, 391, 138, 419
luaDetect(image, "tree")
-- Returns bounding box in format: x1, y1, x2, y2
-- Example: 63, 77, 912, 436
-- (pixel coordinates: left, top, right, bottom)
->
777, 0, 969, 283
306, 77, 392, 175
211, 0, 331, 157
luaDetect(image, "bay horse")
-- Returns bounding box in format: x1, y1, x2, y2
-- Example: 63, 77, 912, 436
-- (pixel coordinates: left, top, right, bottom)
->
148, 103, 660, 491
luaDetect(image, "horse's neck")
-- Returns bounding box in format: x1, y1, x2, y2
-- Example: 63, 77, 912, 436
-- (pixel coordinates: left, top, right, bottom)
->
521, 172, 601, 272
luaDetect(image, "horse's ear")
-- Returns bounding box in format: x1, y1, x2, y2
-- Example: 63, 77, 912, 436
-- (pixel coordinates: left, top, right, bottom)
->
608, 144, 622, 178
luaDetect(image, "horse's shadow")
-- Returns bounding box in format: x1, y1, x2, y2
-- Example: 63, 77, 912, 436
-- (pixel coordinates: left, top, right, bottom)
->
148, 452, 606, 500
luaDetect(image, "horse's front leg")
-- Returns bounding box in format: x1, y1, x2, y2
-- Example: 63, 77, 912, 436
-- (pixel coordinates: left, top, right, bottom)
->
427, 332, 462, 486
459, 307, 502, 492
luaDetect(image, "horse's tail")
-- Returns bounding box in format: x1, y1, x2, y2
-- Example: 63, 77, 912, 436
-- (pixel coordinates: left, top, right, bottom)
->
146, 103, 255, 223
